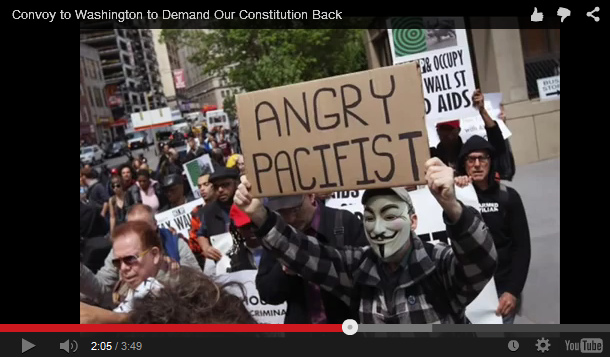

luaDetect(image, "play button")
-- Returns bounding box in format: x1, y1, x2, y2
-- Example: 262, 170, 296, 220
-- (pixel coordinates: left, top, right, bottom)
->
22, 339, 35, 354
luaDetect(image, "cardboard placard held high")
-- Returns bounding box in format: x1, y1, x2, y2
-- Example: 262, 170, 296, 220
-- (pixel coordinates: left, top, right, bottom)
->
236, 62, 430, 198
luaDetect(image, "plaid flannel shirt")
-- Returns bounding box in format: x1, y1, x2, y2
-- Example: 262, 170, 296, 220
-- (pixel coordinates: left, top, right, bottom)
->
255, 201, 497, 324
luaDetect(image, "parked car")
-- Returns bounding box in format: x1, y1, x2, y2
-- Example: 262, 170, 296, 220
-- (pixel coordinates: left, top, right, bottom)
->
80, 145, 104, 165
126, 132, 149, 150
105, 141, 128, 159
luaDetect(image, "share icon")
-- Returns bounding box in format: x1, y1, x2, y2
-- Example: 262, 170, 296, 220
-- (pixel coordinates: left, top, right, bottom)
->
587, 7, 600, 22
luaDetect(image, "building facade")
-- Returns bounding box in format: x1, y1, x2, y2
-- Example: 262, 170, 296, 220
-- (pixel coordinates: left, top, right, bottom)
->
80, 44, 113, 143
169, 30, 243, 114
80, 29, 166, 136
364, 24, 560, 165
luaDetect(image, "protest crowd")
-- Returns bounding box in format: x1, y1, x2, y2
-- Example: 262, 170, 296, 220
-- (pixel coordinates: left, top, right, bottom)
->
81, 80, 532, 325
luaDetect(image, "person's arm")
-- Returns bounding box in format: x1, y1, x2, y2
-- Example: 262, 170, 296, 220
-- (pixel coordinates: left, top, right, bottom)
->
255, 248, 302, 305
253, 209, 365, 307
473, 89, 507, 155
431, 202, 498, 309
108, 198, 116, 234
94, 250, 120, 297
101, 202, 109, 218
81, 260, 115, 309
504, 189, 531, 297
196, 220, 222, 261
80, 302, 130, 324
177, 238, 202, 270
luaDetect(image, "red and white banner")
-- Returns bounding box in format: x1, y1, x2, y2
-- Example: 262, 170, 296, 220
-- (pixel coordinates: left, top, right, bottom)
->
173, 69, 186, 89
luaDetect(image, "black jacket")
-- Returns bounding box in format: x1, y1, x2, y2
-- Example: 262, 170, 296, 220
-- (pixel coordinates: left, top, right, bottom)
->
125, 181, 166, 210
255, 206, 367, 324
457, 135, 531, 296
183, 147, 208, 164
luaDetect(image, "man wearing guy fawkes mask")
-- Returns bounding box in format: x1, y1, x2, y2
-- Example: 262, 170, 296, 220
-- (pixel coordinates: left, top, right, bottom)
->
234, 158, 498, 324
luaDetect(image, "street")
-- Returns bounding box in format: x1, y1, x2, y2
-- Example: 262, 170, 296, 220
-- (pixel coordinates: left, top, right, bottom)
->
94, 146, 162, 172
508, 158, 560, 324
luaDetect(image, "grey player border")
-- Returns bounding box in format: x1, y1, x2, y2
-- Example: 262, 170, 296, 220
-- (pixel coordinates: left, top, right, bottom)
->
356, 324, 610, 333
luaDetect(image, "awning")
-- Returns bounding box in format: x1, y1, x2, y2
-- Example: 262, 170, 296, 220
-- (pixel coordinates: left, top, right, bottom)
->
111, 118, 128, 127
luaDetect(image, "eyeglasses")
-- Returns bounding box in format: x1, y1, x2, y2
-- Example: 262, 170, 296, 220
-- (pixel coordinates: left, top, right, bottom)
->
112, 184, 122, 188
466, 155, 490, 165
111, 248, 151, 269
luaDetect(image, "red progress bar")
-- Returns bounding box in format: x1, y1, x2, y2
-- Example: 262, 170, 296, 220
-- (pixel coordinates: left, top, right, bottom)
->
0, 324, 342, 333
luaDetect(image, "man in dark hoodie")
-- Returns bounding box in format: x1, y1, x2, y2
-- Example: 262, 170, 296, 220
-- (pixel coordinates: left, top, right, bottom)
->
430, 90, 506, 169
454, 135, 531, 324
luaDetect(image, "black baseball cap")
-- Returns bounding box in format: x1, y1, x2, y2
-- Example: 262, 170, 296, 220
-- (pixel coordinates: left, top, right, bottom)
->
162, 174, 183, 188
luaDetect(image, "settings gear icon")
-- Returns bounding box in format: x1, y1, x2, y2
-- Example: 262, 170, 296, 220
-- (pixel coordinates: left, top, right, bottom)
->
536, 338, 551, 353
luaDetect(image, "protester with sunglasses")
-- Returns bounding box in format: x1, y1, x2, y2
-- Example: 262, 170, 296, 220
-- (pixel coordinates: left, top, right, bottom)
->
80, 205, 200, 312
454, 135, 531, 324
80, 220, 181, 323
108, 176, 127, 234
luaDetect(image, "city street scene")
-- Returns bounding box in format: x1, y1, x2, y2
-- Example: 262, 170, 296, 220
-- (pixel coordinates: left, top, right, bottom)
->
80, 24, 560, 325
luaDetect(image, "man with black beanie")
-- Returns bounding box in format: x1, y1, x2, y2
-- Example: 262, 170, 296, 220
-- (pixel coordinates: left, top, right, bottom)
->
455, 135, 531, 324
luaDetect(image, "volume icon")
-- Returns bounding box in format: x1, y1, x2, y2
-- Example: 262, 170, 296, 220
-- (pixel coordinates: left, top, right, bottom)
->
59, 339, 78, 353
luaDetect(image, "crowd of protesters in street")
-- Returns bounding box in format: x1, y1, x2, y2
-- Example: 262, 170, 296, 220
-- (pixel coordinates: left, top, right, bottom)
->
81, 90, 531, 325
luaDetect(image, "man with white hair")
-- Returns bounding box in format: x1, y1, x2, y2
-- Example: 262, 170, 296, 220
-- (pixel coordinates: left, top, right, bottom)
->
234, 158, 498, 324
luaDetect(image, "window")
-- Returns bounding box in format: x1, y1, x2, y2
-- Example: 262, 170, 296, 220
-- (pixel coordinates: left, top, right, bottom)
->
80, 57, 86, 77
221, 90, 225, 98
94, 88, 104, 108
87, 87, 94, 106
520, 29, 560, 99
371, 30, 392, 68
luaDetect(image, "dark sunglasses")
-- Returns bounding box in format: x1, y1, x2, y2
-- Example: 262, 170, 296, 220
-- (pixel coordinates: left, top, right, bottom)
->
112, 183, 122, 188
111, 249, 151, 269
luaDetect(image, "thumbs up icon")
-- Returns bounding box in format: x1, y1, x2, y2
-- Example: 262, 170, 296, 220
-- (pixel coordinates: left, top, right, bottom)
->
531, 7, 544, 22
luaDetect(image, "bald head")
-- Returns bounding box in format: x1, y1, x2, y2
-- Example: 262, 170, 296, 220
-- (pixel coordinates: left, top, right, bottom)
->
127, 204, 156, 230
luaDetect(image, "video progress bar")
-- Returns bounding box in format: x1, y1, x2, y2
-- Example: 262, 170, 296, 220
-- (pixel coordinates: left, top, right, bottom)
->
357, 324, 610, 333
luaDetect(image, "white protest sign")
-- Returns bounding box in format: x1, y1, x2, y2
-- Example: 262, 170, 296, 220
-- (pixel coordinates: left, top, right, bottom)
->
216, 269, 287, 324
388, 17, 478, 127
183, 155, 215, 200
215, 255, 232, 276
537, 75, 560, 101
154, 198, 205, 239
427, 92, 511, 148
327, 185, 501, 323
211, 232, 233, 256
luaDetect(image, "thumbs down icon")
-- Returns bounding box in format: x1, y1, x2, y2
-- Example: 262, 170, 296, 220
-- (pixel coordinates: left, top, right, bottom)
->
557, 7, 571, 22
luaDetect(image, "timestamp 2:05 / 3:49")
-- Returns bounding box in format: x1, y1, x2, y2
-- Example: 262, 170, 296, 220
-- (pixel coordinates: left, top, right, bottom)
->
91, 342, 143, 351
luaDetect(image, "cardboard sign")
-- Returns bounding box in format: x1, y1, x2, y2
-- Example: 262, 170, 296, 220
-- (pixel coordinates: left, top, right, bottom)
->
326, 185, 501, 323
236, 62, 429, 198
536, 75, 560, 101
388, 17, 478, 127
216, 269, 287, 324
154, 198, 205, 239
183, 155, 215, 200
